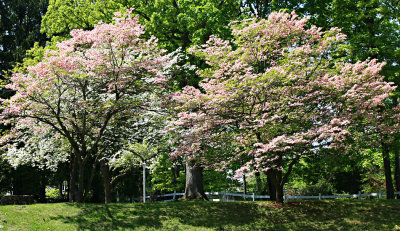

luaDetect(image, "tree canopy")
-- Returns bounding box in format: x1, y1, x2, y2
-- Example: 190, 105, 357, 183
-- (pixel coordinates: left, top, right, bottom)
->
1, 9, 169, 202
168, 11, 399, 202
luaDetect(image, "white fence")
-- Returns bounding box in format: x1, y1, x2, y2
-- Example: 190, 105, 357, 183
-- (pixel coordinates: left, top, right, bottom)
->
135, 190, 400, 202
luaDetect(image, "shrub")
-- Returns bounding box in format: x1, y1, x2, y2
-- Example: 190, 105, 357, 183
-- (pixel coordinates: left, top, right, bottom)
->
297, 180, 336, 196
0, 195, 36, 205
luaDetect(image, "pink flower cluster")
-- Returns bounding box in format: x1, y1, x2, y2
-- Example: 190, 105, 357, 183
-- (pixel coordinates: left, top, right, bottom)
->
168, 11, 399, 181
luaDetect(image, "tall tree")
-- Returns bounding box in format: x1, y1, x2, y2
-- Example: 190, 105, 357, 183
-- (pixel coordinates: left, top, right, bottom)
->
40, 1, 242, 200
41, 0, 241, 51
243, 0, 400, 198
240, 0, 302, 18
327, 0, 400, 197
0, 0, 48, 80
1, 10, 168, 203
169, 12, 399, 203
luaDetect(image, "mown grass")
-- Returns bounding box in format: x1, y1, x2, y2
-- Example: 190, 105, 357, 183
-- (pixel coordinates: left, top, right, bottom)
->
0, 199, 400, 230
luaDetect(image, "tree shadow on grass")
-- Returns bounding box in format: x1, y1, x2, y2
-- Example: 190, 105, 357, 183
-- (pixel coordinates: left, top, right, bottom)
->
50, 200, 400, 230
265, 200, 400, 231
50, 201, 264, 230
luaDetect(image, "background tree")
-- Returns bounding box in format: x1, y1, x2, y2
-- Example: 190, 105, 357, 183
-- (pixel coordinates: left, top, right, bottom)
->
41, 0, 241, 51
0, 0, 49, 79
298, 0, 400, 199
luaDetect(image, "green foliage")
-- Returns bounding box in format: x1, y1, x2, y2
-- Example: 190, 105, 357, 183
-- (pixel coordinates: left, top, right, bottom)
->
41, 0, 241, 51
203, 170, 240, 192
151, 153, 185, 192
45, 187, 60, 199
241, 0, 303, 18
137, 0, 240, 51
11, 36, 62, 75
289, 151, 364, 194
41, 0, 124, 37
246, 173, 269, 194
359, 149, 386, 193
0, 157, 13, 194
295, 179, 336, 196
0, 0, 49, 79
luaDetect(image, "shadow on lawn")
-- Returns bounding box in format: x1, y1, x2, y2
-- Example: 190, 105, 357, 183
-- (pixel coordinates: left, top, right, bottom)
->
50, 200, 400, 230
50, 201, 264, 230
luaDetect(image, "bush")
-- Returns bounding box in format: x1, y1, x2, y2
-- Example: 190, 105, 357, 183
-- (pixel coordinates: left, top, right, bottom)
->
46, 187, 60, 200
0, 195, 36, 205
297, 179, 336, 196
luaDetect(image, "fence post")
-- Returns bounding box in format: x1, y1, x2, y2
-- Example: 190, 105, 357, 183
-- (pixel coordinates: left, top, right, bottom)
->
318, 193, 322, 200
358, 191, 361, 200
379, 190, 382, 199
173, 190, 176, 200
252, 193, 255, 201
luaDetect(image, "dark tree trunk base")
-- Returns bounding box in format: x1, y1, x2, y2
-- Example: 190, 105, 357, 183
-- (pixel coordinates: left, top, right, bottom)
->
183, 161, 208, 201
100, 160, 112, 204
394, 148, 400, 199
382, 141, 395, 199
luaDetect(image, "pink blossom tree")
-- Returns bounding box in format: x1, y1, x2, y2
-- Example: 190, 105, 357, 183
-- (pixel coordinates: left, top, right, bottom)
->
169, 11, 400, 203
1, 9, 168, 203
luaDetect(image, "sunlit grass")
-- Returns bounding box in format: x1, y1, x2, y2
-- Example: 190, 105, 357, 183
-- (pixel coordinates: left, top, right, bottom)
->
0, 200, 399, 230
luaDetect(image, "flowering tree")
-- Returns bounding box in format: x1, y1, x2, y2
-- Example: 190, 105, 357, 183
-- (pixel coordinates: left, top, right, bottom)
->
2, 123, 69, 171
170, 11, 399, 203
1, 9, 168, 203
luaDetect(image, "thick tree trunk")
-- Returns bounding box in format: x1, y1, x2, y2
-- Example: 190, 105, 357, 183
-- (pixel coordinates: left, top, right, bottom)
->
69, 154, 77, 202
268, 170, 284, 203
267, 174, 276, 201
255, 172, 262, 195
39, 172, 46, 203
275, 184, 284, 203
100, 159, 112, 203
382, 141, 395, 199
182, 161, 208, 200
76, 158, 85, 202
83, 159, 98, 202
267, 155, 284, 203
395, 148, 400, 199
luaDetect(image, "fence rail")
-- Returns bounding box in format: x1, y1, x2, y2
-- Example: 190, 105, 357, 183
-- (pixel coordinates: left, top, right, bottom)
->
134, 190, 400, 202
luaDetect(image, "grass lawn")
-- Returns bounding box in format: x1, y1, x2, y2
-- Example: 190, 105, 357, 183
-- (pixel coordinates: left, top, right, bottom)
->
0, 199, 399, 230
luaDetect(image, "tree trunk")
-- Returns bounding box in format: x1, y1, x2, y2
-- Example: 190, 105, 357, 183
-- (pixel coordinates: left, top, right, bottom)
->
59, 183, 63, 200
275, 183, 284, 203
272, 171, 284, 203
69, 154, 77, 202
382, 141, 395, 199
267, 167, 284, 203
182, 161, 208, 200
267, 174, 276, 201
394, 148, 400, 199
171, 167, 177, 187
83, 159, 98, 202
39, 171, 46, 203
100, 159, 112, 203
76, 158, 85, 202
255, 172, 262, 195
243, 174, 247, 195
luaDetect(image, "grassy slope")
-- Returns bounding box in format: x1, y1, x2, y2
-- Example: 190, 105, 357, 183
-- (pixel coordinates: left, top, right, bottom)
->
0, 200, 400, 230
